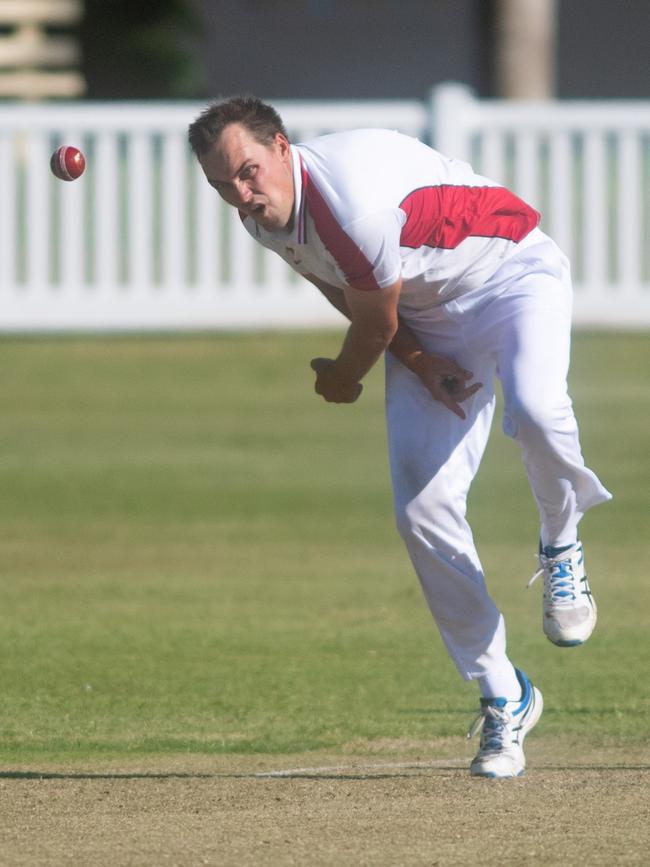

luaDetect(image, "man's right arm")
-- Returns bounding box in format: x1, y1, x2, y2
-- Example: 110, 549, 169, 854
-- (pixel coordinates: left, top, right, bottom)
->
305, 274, 482, 419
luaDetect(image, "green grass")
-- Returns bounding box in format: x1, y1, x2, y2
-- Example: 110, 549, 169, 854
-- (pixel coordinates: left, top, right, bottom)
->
0, 331, 648, 763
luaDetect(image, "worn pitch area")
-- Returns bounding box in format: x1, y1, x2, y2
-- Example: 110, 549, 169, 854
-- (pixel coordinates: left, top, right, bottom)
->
2, 742, 649, 866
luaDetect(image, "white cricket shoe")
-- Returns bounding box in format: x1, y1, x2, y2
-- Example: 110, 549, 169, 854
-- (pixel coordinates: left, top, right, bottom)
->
468, 669, 543, 779
528, 541, 597, 647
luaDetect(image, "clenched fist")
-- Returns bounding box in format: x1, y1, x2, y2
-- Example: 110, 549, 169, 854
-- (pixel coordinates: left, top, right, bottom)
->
310, 358, 363, 404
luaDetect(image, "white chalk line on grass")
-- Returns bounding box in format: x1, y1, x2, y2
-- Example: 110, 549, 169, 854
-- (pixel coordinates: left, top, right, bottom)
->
253, 759, 467, 778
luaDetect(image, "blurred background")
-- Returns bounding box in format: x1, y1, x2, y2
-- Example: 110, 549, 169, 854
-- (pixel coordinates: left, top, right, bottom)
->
2, 0, 647, 102
0, 0, 649, 332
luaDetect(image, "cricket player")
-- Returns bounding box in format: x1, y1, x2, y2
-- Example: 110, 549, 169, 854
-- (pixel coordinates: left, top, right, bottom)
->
188, 97, 612, 778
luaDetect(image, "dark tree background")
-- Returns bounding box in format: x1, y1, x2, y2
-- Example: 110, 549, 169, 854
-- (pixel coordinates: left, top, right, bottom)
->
80, 0, 203, 99
78, 0, 649, 101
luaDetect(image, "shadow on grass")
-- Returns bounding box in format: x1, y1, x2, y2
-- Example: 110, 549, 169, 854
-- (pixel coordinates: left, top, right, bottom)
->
2, 763, 650, 781
0, 770, 460, 781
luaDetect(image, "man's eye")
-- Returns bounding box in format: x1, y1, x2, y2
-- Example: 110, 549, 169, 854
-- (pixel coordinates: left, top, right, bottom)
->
241, 165, 257, 180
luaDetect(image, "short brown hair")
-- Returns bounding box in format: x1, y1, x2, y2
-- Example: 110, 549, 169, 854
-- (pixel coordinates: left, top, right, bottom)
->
188, 96, 289, 156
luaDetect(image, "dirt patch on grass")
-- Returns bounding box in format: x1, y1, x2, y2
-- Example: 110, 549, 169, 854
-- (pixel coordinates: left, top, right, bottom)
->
2, 741, 649, 866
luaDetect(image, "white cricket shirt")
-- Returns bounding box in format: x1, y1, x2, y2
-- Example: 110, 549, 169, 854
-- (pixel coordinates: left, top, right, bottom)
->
240, 129, 540, 310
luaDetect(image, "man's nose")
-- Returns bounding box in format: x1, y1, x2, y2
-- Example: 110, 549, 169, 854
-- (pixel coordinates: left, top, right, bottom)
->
234, 179, 252, 205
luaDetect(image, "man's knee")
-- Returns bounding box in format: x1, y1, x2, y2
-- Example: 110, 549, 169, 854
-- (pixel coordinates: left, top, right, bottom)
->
502, 393, 570, 440
394, 501, 416, 542
393, 490, 449, 544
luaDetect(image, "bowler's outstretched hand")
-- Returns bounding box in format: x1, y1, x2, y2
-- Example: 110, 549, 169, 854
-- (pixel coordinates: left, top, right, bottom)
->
310, 357, 363, 403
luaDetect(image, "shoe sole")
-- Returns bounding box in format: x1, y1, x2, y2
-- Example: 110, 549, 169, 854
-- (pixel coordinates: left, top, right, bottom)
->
544, 597, 597, 647
476, 769, 526, 779
548, 637, 585, 647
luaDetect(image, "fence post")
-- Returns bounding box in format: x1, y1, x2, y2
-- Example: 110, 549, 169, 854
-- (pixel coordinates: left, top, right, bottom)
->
430, 83, 476, 162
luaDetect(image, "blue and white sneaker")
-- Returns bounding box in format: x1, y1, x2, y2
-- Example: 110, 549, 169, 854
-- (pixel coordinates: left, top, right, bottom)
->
528, 541, 597, 647
468, 669, 543, 778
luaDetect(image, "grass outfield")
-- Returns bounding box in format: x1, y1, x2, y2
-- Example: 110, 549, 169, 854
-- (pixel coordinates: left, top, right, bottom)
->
0, 330, 648, 764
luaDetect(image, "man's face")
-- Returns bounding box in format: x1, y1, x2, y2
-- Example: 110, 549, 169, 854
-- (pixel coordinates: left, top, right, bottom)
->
198, 123, 295, 232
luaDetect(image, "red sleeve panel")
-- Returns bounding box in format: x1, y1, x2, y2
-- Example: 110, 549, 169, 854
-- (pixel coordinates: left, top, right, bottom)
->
399, 186, 540, 250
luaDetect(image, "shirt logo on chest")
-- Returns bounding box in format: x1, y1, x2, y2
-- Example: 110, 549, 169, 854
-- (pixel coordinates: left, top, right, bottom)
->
285, 245, 303, 266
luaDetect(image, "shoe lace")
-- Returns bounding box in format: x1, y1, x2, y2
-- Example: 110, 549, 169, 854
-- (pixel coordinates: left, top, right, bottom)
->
466, 704, 512, 751
527, 552, 577, 600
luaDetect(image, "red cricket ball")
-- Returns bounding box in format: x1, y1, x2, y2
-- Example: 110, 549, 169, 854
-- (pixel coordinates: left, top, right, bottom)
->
50, 145, 86, 181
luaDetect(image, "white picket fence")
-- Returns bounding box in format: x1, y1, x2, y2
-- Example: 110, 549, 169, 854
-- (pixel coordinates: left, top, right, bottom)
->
0, 85, 648, 332
433, 85, 650, 327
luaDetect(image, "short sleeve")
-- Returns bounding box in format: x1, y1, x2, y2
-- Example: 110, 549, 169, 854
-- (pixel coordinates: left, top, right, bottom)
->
336, 209, 403, 290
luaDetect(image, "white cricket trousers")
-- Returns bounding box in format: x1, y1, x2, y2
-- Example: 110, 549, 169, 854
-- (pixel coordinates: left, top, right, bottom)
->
385, 231, 612, 682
